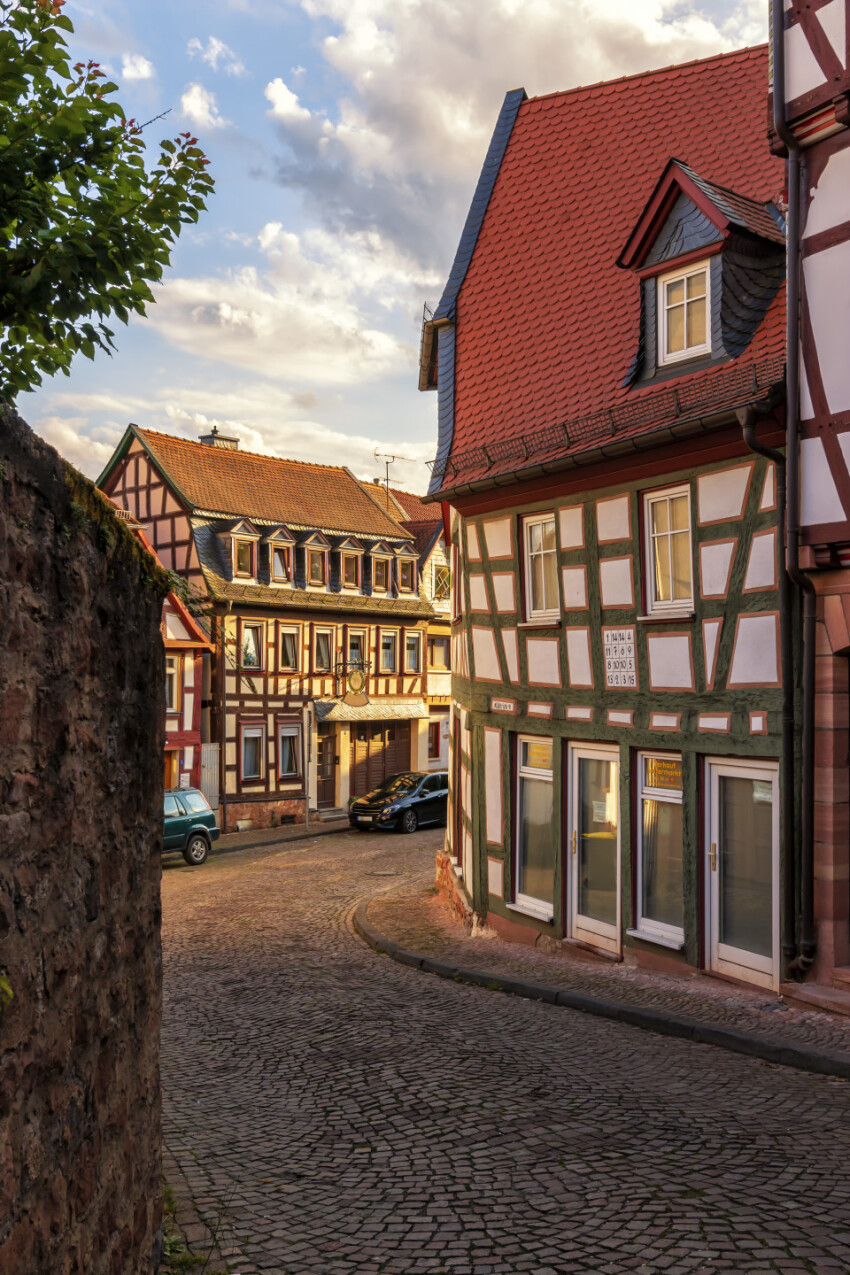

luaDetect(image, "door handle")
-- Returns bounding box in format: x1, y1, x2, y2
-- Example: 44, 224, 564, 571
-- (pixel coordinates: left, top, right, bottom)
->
709, 842, 717, 872
571, 830, 577, 855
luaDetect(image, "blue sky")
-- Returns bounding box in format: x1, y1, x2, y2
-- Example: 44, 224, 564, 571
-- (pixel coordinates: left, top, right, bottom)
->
22, 0, 767, 493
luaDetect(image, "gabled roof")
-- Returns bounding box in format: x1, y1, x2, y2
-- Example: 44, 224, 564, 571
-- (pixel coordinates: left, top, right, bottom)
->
99, 426, 411, 541
264, 524, 296, 544
429, 44, 785, 495
618, 159, 785, 270
388, 488, 437, 523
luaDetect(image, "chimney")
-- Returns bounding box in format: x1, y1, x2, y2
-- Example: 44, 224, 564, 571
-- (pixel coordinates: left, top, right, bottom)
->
199, 425, 239, 450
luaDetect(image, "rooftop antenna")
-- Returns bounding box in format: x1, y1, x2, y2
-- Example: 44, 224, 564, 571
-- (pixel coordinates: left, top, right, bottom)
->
374, 449, 415, 510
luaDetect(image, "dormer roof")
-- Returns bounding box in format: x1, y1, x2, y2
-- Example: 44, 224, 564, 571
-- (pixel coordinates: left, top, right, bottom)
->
618, 159, 785, 271
263, 524, 296, 544
335, 535, 366, 552
370, 540, 395, 557
299, 529, 332, 549
219, 517, 260, 539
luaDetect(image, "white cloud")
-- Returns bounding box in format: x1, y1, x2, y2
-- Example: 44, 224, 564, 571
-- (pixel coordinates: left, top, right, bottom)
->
121, 52, 155, 81
265, 78, 312, 123
181, 82, 230, 130
187, 36, 246, 77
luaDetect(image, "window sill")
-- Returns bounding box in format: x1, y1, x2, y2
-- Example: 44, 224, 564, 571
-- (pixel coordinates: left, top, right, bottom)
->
507, 899, 554, 924
626, 927, 684, 951
636, 611, 695, 625
518, 619, 561, 630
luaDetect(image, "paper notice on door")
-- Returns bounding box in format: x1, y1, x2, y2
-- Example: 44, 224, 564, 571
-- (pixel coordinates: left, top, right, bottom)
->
592, 799, 608, 824
753, 780, 773, 805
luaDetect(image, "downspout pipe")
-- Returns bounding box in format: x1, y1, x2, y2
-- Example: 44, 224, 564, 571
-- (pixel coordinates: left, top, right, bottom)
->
772, 0, 817, 976
738, 408, 795, 971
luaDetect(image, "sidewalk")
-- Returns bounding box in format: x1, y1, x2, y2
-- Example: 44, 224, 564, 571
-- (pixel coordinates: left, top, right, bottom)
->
355, 866, 850, 1078
216, 815, 349, 855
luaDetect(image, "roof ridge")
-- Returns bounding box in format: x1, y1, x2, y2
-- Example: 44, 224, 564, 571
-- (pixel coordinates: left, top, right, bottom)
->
524, 42, 767, 107
136, 426, 364, 477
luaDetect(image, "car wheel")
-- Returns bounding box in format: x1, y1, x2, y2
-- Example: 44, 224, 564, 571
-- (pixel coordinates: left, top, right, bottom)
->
400, 809, 418, 835
183, 834, 209, 866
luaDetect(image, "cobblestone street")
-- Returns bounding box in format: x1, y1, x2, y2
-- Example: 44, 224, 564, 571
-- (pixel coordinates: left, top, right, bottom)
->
161, 832, 850, 1275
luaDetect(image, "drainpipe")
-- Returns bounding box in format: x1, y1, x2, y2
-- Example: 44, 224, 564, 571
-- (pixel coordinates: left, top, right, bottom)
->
772, 0, 817, 976
738, 407, 795, 971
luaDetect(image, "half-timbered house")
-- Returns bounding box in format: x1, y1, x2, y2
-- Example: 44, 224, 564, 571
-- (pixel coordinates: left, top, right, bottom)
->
98, 427, 433, 830
420, 40, 850, 1002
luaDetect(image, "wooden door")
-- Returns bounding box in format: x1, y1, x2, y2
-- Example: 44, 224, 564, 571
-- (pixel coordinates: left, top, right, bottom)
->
317, 727, 336, 808
164, 750, 178, 790
350, 726, 369, 798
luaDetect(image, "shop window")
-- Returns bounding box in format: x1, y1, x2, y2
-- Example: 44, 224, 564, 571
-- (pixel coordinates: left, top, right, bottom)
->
515, 736, 555, 917
633, 753, 684, 946
241, 724, 265, 781
278, 724, 301, 778
522, 514, 559, 622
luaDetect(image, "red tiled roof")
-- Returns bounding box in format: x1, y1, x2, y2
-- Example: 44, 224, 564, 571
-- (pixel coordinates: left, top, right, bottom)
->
135, 429, 410, 540
388, 488, 436, 523
444, 45, 784, 485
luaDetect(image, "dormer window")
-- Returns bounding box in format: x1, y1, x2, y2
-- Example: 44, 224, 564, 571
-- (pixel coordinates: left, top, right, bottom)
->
235, 539, 254, 577
343, 553, 360, 589
658, 263, 709, 365
272, 545, 290, 583
398, 559, 415, 593
308, 549, 327, 587
373, 557, 390, 593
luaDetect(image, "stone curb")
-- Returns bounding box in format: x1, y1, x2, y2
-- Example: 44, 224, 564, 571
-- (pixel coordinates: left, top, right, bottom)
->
353, 901, 850, 1081
213, 821, 351, 857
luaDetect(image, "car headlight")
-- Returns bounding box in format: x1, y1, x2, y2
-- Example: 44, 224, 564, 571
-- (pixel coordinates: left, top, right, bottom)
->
381, 805, 398, 817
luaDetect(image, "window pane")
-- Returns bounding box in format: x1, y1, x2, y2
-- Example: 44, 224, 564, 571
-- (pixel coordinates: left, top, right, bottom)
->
350, 636, 364, 666
719, 776, 773, 958
344, 556, 357, 585
653, 536, 672, 602
281, 632, 297, 669
236, 541, 252, 574
518, 775, 554, 905
543, 549, 558, 613
671, 530, 692, 601
381, 635, 395, 670
434, 566, 450, 600
242, 627, 260, 667
651, 499, 669, 534
687, 270, 706, 299
521, 738, 552, 771
182, 791, 210, 814
666, 278, 685, 306
164, 795, 180, 815
243, 733, 261, 778
529, 522, 542, 554
666, 304, 685, 354
429, 638, 449, 669
642, 798, 684, 929
309, 552, 325, 584
540, 518, 556, 552
279, 730, 298, 775
531, 553, 545, 612
670, 494, 688, 530
687, 297, 706, 347
406, 636, 420, 671
375, 560, 388, 589
578, 758, 617, 925
316, 633, 331, 670
273, 548, 288, 580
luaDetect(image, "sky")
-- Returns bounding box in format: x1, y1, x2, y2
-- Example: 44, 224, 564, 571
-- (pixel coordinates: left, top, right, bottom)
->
21, 0, 768, 494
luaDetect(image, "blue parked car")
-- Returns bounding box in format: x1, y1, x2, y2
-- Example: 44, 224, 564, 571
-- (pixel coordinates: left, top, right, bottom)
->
349, 771, 449, 835
163, 788, 220, 865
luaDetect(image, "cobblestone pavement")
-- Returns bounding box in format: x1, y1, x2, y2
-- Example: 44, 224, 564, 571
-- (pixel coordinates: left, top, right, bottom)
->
161, 832, 850, 1275
366, 884, 850, 1067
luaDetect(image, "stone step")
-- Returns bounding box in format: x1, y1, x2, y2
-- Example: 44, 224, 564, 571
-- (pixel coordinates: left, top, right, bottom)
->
314, 807, 346, 822
832, 966, 850, 990
781, 980, 850, 1019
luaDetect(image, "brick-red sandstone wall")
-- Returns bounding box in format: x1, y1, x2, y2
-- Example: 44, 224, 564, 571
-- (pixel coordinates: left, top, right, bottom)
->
0, 409, 169, 1275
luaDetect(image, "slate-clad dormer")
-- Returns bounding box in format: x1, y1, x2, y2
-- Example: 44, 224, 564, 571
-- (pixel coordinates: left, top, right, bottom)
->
618, 160, 785, 386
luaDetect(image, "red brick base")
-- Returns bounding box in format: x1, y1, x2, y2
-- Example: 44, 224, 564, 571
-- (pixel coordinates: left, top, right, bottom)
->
221, 798, 306, 833
435, 849, 474, 931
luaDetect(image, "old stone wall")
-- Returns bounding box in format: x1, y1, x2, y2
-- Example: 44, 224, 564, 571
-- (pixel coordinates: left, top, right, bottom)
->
0, 408, 169, 1274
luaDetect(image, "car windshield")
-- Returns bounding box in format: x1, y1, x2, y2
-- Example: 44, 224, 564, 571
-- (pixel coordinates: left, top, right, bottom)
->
181, 790, 211, 814
369, 773, 420, 800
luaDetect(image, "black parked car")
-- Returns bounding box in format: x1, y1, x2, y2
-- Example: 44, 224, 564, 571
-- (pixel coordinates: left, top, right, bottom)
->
349, 771, 449, 834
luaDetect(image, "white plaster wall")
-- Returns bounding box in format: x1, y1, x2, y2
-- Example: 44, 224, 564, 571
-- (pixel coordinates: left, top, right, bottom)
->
565, 628, 593, 687
743, 531, 777, 592
699, 540, 735, 597
502, 629, 519, 683
484, 729, 503, 844
562, 566, 587, 609
492, 572, 516, 613
804, 243, 850, 415
468, 574, 489, 611
471, 627, 502, 681
805, 145, 850, 238
599, 557, 634, 608
482, 517, 512, 559
527, 638, 561, 686
559, 505, 584, 549
647, 634, 693, 689
703, 618, 722, 687
596, 495, 631, 542
697, 465, 751, 523
800, 436, 846, 525
467, 522, 481, 560
728, 613, 780, 685
785, 21, 827, 100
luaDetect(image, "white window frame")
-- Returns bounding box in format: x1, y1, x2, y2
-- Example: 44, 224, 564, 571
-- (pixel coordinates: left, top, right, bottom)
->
404, 631, 422, 673
240, 723, 265, 781
643, 483, 694, 616
513, 734, 555, 921
241, 622, 265, 671
279, 625, 300, 673
373, 555, 392, 594
277, 723, 302, 779
380, 629, 398, 674
165, 655, 180, 712
314, 627, 334, 674
630, 752, 685, 949
522, 513, 560, 623
348, 629, 367, 670
657, 260, 711, 366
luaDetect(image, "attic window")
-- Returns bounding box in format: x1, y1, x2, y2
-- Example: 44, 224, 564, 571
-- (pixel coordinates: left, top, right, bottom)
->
658, 263, 710, 365
308, 549, 327, 587
272, 546, 290, 583
373, 557, 391, 593
398, 560, 415, 593
343, 553, 360, 588
235, 539, 254, 577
